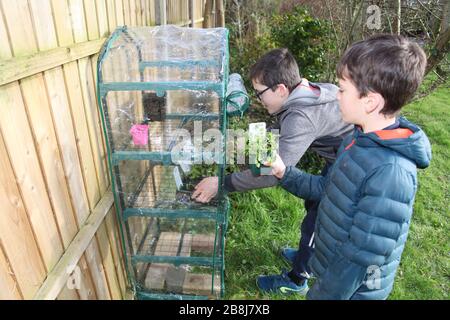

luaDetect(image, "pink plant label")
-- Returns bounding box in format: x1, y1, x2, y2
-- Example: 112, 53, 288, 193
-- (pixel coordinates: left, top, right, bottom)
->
130, 124, 149, 146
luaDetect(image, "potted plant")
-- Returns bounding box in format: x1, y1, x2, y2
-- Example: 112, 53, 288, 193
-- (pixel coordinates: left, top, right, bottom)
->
248, 123, 279, 176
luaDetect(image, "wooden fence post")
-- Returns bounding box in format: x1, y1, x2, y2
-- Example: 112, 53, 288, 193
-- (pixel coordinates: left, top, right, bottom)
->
203, 0, 213, 28
215, 0, 224, 27
190, 0, 195, 27
156, 0, 167, 25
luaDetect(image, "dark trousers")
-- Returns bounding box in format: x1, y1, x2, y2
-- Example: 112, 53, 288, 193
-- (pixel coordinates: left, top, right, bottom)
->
292, 163, 331, 280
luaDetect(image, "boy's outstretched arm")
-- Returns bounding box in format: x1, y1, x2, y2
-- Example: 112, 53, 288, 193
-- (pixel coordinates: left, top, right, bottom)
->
226, 111, 318, 192
193, 113, 318, 202
307, 163, 417, 300
267, 153, 327, 201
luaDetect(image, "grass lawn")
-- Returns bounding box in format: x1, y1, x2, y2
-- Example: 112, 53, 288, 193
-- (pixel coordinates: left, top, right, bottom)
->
224, 82, 450, 300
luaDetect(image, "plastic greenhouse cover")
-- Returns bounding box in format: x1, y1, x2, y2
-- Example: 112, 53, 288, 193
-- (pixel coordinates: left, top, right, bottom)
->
100, 25, 228, 83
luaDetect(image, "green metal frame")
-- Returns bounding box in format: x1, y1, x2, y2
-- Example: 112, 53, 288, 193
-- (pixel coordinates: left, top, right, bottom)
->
97, 26, 244, 300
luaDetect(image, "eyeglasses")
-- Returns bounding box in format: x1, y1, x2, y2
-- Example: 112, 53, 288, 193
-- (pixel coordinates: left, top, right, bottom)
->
253, 82, 303, 101
254, 85, 275, 101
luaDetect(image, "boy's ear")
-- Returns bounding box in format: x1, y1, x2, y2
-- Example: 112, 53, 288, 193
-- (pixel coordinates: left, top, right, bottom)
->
276, 84, 290, 97
364, 92, 385, 114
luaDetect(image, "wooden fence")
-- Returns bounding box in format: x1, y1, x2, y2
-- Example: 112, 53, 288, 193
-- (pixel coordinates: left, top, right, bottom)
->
0, 0, 218, 300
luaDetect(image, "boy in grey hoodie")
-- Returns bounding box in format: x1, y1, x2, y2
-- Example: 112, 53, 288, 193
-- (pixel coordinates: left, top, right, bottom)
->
192, 48, 353, 294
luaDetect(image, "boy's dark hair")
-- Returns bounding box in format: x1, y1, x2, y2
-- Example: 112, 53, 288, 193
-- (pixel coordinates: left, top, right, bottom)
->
249, 48, 302, 92
337, 34, 427, 115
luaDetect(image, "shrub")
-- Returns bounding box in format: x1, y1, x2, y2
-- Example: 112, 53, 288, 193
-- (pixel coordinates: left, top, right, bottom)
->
269, 6, 333, 82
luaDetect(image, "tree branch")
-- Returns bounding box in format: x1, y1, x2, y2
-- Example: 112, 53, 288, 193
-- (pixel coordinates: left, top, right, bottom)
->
345, 0, 364, 48
416, 0, 441, 20
425, 27, 450, 75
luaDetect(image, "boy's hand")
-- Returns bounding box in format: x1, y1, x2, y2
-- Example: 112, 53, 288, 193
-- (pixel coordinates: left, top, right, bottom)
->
264, 153, 286, 179
191, 177, 218, 203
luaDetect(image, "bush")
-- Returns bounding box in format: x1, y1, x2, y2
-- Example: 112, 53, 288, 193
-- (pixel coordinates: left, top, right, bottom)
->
269, 6, 333, 82
296, 150, 326, 175
229, 33, 275, 89
229, 6, 332, 86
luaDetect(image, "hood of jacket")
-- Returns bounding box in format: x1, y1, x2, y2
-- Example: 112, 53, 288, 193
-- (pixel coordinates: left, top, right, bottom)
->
354, 117, 432, 169
272, 80, 339, 117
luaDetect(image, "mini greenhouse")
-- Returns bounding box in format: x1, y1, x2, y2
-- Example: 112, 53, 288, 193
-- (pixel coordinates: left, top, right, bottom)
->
97, 25, 249, 300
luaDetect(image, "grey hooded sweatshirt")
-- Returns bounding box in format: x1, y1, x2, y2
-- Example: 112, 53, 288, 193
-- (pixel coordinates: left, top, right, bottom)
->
224, 80, 354, 192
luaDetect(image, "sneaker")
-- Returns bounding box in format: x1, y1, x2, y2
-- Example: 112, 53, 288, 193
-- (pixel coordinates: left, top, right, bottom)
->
281, 247, 298, 265
256, 271, 309, 295
281, 248, 315, 279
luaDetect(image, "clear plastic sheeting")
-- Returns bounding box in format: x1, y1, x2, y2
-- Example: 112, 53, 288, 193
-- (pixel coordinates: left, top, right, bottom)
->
100, 25, 228, 83
128, 217, 224, 257
104, 90, 221, 152
97, 25, 241, 300
135, 263, 222, 299
226, 73, 249, 116
130, 216, 225, 299
116, 161, 219, 212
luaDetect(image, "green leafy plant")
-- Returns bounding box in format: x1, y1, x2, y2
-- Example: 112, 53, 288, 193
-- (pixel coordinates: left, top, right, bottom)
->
269, 6, 333, 82
183, 164, 218, 181
246, 123, 279, 171
252, 132, 279, 168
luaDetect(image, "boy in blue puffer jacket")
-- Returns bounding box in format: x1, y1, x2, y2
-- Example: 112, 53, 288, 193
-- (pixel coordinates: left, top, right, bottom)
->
266, 34, 431, 299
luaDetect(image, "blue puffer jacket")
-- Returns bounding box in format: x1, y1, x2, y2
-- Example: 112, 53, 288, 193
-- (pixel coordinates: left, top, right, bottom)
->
280, 117, 431, 300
